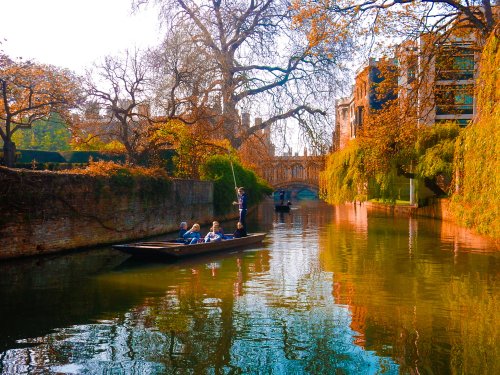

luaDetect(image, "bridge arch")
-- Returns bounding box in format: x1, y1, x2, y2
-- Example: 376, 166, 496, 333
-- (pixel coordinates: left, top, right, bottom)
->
273, 181, 320, 199
257, 155, 325, 196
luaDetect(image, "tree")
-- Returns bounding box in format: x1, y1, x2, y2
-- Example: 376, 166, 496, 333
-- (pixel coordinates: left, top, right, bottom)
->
149, 26, 220, 122
12, 112, 72, 151
75, 49, 171, 165
136, 0, 352, 151
0, 55, 80, 167
292, 0, 497, 124
292, 0, 498, 51
451, 28, 500, 237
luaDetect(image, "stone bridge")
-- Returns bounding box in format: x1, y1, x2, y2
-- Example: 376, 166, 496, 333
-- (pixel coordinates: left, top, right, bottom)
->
256, 155, 325, 199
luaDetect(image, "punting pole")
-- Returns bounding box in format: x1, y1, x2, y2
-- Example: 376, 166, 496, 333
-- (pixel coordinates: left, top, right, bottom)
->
228, 148, 239, 200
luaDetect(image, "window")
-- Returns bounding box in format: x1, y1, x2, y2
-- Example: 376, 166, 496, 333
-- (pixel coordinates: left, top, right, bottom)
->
291, 165, 304, 179
356, 106, 364, 126
408, 68, 416, 83
435, 119, 470, 127
435, 84, 474, 115
436, 44, 475, 81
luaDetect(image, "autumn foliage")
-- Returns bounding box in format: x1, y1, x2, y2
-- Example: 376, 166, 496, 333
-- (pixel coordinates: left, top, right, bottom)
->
0, 56, 80, 166
68, 159, 169, 180
451, 29, 500, 238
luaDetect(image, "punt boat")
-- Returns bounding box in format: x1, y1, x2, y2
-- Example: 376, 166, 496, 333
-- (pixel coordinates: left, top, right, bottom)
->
113, 233, 267, 259
275, 204, 291, 212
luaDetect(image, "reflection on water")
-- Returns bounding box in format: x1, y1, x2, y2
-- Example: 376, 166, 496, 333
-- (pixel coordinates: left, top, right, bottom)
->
0, 201, 498, 374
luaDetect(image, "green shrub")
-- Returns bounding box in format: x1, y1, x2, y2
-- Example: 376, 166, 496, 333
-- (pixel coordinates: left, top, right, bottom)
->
199, 155, 272, 215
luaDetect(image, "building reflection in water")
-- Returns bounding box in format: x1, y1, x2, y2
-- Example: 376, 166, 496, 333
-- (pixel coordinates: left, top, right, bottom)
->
321, 203, 498, 375
0, 201, 497, 374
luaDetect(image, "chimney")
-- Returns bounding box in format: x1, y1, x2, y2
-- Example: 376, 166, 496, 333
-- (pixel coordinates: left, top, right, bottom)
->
138, 103, 150, 117
242, 112, 250, 129
255, 117, 263, 131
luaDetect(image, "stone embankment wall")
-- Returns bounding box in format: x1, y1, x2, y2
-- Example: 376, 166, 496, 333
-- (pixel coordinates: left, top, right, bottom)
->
0, 167, 213, 260
365, 198, 452, 220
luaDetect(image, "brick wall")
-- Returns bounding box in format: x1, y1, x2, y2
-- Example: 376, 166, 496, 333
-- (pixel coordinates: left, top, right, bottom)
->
0, 167, 213, 259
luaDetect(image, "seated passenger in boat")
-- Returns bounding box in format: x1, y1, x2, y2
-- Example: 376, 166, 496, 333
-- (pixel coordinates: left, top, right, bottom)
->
177, 221, 188, 242
204, 231, 222, 243
212, 221, 225, 237
183, 223, 201, 244
233, 221, 247, 238
205, 221, 224, 242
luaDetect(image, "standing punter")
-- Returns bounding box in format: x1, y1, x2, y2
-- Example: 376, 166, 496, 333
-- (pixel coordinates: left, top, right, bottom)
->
233, 187, 248, 229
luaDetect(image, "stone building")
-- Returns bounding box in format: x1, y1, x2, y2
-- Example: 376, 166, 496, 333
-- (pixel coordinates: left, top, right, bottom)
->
332, 58, 397, 151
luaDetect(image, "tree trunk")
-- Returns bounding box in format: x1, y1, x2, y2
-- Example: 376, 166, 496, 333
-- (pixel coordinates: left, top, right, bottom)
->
2, 140, 16, 168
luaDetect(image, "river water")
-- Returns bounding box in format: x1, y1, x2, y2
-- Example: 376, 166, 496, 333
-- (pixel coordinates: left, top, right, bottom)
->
0, 201, 498, 374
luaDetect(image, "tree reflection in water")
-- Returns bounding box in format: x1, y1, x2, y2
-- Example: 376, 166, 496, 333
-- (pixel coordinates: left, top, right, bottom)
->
0, 201, 497, 374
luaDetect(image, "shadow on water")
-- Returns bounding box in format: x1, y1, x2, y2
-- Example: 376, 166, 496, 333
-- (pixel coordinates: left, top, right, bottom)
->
0, 248, 133, 352
0, 240, 269, 353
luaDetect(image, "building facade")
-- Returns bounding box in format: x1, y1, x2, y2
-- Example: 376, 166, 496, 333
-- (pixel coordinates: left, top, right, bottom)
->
398, 32, 479, 127
332, 58, 396, 151
334, 19, 486, 151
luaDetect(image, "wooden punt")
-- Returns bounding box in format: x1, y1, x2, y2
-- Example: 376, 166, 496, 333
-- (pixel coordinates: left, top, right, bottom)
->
275, 204, 291, 212
112, 233, 267, 259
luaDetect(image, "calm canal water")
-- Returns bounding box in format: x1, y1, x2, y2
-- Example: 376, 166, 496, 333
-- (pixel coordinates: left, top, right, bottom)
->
0, 201, 498, 374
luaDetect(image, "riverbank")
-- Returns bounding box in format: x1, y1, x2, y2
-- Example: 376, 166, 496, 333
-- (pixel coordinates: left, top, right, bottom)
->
363, 198, 498, 248
0, 167, 214, 260
364, 198, 452, 220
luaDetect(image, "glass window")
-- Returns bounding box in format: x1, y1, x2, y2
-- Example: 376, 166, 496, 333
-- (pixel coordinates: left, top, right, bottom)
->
436, 44, 475, 80
435, 84, 474, 115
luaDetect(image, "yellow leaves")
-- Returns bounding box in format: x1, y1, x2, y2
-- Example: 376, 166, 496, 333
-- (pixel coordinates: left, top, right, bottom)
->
153, 119, 185, 142
450, 30, 500, 238
102, 140, 126, 153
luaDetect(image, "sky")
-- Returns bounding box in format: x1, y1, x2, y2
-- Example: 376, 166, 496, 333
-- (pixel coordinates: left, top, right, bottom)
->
0, 0, 161, 74
0, 0, 314, 155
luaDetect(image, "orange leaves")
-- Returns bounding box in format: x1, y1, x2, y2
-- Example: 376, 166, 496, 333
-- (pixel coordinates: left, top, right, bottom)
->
69, 159, 169, 180
1, 56, 80, 166
357, 99, 420, 176
0, 59, 79, 134
237, 133, 273, 172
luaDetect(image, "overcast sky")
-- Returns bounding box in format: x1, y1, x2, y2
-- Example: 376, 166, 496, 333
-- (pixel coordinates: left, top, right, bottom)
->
0, 0, 161, 74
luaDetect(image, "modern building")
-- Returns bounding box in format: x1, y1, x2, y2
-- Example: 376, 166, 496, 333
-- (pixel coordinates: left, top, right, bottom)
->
397, 32, 478, 127
334, 26, 482, 151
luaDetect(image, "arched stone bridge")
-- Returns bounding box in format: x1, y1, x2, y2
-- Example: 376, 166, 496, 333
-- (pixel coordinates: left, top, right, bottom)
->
256, 155, 325, 198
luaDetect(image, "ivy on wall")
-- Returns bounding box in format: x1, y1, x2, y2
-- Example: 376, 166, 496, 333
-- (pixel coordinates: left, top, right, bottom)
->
451, 29, 500, 238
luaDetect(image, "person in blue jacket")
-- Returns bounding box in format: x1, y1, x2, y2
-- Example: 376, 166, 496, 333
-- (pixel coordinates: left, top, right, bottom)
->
183, 223, 201, 244
233, 187, 248, 229
178, 222, 188, 238
175, 221, 189, 243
